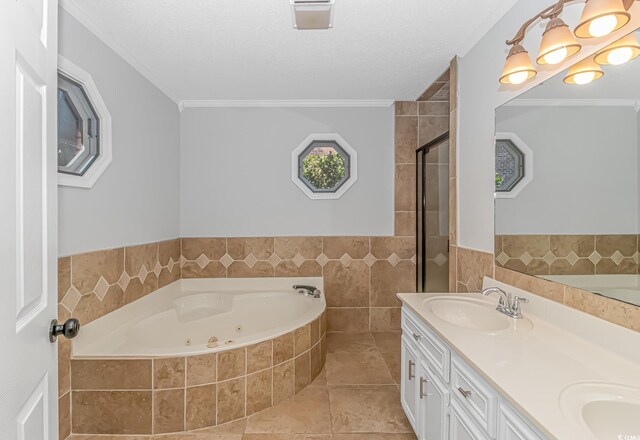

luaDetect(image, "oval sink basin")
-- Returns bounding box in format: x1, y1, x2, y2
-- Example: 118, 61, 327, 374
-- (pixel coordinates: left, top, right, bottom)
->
560, 382, 640, 440
422, 296, 532, 333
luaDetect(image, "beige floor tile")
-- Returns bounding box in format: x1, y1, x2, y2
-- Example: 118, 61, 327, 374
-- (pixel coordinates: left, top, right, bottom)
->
165, 433, 240, 439
242, 435, 333, 440
312, 368, 326, 385
327, 333, 377, 353
193, 418, 247, 434
333, 434, 417, 439
245, 386, 332, 434
371, 332, 402, 353
326, 352, 394, 385
70, 437, 149, 440
328, 385, 413, 433
380, 352, 401, 384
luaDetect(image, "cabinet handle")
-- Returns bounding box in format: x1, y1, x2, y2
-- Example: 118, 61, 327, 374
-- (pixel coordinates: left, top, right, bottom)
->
420, 376, 429, 399
457, 387, 472, 398
412, 333, 421, 341
408, 360, 415, 380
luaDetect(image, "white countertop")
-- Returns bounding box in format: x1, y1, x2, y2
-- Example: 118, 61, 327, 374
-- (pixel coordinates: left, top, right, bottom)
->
397, 279, 640, 440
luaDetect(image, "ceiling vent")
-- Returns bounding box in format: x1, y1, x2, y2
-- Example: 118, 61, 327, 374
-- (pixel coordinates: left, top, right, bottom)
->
290, 0, 335, 30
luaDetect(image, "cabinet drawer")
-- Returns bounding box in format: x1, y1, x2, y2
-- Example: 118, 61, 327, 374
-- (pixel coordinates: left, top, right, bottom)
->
402, 309, 450, 382
451, 354, 498, 438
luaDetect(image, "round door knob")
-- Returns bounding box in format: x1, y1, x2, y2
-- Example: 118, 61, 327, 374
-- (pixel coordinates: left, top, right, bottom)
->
49, 318, 80, 342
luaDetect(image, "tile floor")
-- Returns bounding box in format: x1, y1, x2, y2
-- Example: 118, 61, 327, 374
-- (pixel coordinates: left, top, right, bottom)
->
68, 332, 416, 440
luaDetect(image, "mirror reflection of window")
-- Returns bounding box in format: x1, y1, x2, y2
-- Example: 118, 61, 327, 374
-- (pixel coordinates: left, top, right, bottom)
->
494, 27, 640, 309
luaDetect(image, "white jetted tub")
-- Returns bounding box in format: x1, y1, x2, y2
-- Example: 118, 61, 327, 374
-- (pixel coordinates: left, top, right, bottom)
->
69, 277, 327, 434
73, 277, 326, 358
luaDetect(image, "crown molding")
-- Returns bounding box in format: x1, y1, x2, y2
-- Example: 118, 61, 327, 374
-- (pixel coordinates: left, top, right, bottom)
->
179, 99, 395, 111
58, 0, 180, 104
504, 98, 640, 111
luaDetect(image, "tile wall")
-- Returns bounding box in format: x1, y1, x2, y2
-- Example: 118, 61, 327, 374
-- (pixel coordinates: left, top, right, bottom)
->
396, 70, 451, 293
495, 234, 640, 276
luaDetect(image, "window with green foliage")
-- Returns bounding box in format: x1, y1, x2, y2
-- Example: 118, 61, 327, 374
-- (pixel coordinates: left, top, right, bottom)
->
298, 141, 350, 193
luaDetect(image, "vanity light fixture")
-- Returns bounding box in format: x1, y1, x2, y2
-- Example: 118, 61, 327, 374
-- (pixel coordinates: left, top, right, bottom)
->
594, 31, 640, 64
499, 0, 637, 84
563, 56, 604, 83
499, 44, 537, 84
575, 0, 630, 38
537, 17, 582, 64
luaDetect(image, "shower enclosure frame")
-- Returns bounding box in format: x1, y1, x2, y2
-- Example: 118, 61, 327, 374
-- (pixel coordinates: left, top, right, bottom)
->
416, 131, 450, 292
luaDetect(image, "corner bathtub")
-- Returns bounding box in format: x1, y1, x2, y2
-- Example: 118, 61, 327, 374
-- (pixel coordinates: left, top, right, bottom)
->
70, 277, 327, 435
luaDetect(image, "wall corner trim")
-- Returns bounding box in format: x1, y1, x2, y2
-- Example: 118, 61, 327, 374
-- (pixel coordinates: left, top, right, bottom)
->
58, 0, 181, 105
179, 99, 395, 109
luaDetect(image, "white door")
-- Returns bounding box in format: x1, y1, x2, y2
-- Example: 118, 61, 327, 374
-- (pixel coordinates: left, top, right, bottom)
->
0, 0, 58, 438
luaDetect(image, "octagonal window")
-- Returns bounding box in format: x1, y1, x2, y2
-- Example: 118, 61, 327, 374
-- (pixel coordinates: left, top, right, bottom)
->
292, 134, 357, 199
495, 132, 533, 199
58, 74, 100, 176
57, 56, 112, 188
495, 138, 524, 192
299, 141, 350, 192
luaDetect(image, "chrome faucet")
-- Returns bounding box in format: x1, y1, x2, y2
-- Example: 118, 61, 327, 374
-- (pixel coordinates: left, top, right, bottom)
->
293, 285, 321, 298
481, 287, 528, 319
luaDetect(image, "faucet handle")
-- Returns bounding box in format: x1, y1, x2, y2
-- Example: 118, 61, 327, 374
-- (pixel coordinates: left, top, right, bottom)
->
513, 296, 529, 305
511, 296, 528, 317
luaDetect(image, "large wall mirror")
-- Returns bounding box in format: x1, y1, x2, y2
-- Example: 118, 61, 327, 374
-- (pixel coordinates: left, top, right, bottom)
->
494, 28, 640, 308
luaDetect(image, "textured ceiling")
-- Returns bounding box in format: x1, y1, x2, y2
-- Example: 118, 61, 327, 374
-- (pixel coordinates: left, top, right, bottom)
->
62, 0, 517, 102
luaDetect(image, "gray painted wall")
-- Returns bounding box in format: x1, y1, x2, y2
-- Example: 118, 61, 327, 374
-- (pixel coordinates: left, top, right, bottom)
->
180, 107, 394, 237
58, 9, 181, 256
495, 106, 639, 234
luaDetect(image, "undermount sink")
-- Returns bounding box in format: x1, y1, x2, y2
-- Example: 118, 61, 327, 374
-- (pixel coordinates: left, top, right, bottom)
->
560, 382, 640, 440
422, 296, 532, 333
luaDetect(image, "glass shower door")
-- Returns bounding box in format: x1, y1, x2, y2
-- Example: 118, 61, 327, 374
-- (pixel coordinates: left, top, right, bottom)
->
416, 132, 450, 292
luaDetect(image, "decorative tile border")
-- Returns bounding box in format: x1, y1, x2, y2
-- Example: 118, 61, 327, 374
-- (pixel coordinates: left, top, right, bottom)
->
495, 234, 640, 276
69, 314, 327, 435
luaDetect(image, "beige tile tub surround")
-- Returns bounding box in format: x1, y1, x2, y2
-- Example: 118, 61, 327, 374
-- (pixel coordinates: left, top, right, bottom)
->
495, 234, 640, 276
69, 315, 327, 435
65, 332, 411, 440
180, 236, 416, 333
57, 238, 181, 439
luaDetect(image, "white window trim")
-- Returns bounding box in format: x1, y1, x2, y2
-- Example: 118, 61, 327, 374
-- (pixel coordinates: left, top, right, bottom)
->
57, 55, 112, 188
495, 132, 533, 199
291, 133, 358, 200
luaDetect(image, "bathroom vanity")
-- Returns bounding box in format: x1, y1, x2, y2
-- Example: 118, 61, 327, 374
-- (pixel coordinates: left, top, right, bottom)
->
398, 279, 640, 440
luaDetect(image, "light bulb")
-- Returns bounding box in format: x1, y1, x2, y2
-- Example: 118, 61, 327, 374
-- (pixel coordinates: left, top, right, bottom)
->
573, 71, 596, 84
607, 46, 634, 65
508, 71, 529, 85
544, 46, 568, 64
588, 14, 618, 37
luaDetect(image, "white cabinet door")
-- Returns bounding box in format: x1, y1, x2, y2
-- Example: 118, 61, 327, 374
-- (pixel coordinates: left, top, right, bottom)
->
401, 336, 420, 432
0, 0, 59, 439
498, 404, 545, 440
419, 360, 450, 440
450, 400, 491, 440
